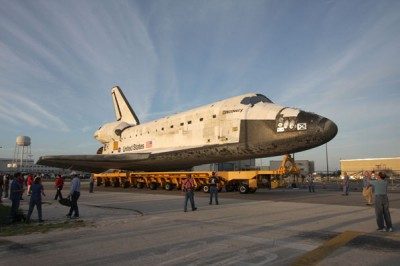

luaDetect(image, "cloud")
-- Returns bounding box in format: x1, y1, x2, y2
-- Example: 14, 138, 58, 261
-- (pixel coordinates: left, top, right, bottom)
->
0, 91, 69, 131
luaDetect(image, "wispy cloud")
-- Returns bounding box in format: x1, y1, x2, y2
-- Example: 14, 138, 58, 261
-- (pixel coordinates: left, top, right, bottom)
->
0, 0, 399, 169
0, 91, 69, 131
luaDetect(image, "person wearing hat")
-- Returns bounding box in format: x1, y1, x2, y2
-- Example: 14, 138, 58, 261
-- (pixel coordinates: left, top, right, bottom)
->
209, 172, 220, 205
66, 173, 80, 218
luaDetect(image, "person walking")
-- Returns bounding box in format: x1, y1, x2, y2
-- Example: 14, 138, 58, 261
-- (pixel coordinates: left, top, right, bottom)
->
182, 174, 197, 212
209, 172, 219, 205
26, 177, 45, 223
307, 173, 315, 192
342, 172, 350, 195
9, 172, 24, 222
54, 174, 64, 200
362, 171, 373, 205
369, 172, 393, 232
66, 174, 80, 219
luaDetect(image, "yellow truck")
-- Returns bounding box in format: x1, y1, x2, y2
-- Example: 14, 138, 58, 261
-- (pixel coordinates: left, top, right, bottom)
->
94, 154, 300, 194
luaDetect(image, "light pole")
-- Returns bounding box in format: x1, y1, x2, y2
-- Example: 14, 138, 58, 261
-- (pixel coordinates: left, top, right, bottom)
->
326, 143, 329, 181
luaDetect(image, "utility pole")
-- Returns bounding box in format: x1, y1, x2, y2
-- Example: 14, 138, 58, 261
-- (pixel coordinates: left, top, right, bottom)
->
326, 143, 329, 181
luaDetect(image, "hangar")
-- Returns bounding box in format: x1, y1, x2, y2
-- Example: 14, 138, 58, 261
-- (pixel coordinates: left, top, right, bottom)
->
340, 157, 400, 178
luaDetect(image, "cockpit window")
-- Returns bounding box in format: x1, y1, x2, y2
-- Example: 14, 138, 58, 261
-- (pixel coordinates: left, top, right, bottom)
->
240, 94, 273, 105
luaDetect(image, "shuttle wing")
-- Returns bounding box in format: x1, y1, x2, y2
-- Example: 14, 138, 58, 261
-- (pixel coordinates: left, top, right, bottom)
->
37, 153, 150, 173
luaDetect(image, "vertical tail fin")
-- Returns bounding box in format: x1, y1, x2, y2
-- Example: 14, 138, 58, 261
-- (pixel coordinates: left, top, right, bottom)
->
111, 86, 140, 125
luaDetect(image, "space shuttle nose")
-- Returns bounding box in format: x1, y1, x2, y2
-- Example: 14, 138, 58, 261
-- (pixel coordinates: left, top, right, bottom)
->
321, 117, 338, 142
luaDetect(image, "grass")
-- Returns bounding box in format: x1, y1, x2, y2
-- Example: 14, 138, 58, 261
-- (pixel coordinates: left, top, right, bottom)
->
0, 204, 89, 237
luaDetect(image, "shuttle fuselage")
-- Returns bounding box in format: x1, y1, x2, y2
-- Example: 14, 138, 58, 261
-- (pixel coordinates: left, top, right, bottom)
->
37, 87, 337, 172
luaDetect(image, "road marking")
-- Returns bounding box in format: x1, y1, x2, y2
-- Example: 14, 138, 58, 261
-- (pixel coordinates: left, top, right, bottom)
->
290, 231, 361, 266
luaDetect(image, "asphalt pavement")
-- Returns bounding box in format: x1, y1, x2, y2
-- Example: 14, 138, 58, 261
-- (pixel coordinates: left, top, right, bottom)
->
0, 181, 399, 266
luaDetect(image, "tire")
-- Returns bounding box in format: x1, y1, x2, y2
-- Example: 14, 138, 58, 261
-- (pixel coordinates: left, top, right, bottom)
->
203, 185, 210, 193
137, 182, 144, 189
150, 182, 157, 190
239, 185, 249, 194
123, 181, 131, 188
165, 183, 173, 191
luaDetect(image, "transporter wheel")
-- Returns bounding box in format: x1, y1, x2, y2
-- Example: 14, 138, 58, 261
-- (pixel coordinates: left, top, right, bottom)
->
104, 180, 111, 187
165, 183, 173, 191
137, 182, 144, 189
203, 185, 210, 193
150, 182, 157, 190
123, 181, 131, 188
239, 185, 249, 194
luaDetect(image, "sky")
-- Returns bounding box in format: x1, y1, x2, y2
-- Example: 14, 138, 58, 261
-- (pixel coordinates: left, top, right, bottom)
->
0, 0, 399, 172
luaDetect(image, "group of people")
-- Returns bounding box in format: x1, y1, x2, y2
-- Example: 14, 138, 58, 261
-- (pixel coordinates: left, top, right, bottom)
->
3, 170, 394, 233
3, 172, 82, 223
5, 172, 45, 223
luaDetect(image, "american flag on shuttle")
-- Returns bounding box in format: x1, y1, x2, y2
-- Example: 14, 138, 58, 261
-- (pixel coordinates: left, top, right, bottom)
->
146, 140, 153, 148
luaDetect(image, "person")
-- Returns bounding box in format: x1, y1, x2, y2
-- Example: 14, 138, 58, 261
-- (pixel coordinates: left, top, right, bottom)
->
362, 171, 373, 206
3, 174, 10, 198
9, 172, 24, 222
306, 173, 315, 192
181, 174, 197, 212
26, 176, 45, 223
369, 172, 393, 232
26, 174, 33, 196
89, 174, 94, 193
209, 172, 219, 205
66, 174, 80, 218
342, 172, 350, 195
371, 170, 376, 179
54, 174, 64, 200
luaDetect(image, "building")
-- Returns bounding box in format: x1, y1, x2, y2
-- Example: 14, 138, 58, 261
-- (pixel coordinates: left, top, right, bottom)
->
340, 157, 400, 178
0, 158, 63, 175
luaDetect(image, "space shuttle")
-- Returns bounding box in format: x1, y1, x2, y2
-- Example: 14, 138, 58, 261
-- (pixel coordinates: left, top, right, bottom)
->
37, 86, 338, 173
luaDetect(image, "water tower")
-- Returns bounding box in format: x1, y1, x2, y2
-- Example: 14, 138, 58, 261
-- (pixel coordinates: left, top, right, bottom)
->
7, 136, 33, 172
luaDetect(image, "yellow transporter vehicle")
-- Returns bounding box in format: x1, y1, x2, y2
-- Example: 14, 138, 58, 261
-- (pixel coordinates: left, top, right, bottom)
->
94, 155, 300, 194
